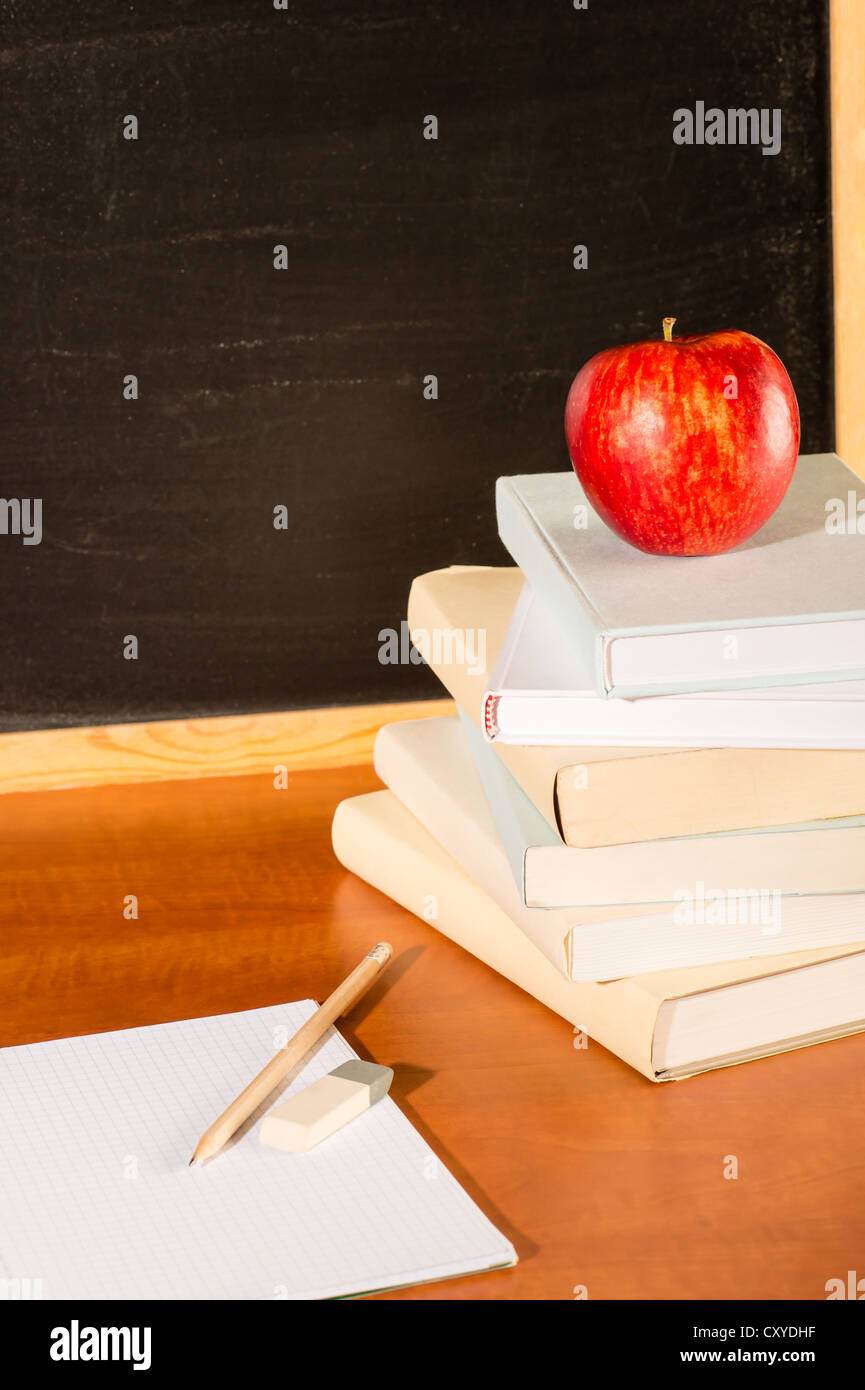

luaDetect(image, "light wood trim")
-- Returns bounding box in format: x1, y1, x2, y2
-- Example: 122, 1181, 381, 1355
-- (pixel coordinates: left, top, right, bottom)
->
0, 699, 455, 797
831, 0, 865, 478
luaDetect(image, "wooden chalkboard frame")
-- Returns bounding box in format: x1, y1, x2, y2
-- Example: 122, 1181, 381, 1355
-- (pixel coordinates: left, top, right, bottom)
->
0, 698, 453, 795
831, 0, 865, 477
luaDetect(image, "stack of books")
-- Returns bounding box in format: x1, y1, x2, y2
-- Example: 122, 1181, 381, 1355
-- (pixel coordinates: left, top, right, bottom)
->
333, 452, 865, 1081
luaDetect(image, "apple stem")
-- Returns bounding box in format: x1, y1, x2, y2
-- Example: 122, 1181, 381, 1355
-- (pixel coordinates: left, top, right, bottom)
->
663, 316, 677, 342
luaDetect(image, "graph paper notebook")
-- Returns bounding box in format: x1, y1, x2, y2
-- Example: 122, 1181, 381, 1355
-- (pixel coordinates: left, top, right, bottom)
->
0, 1002, 516, 1300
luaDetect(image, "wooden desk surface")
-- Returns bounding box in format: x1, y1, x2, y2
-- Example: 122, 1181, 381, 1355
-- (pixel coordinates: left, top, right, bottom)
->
2, 765, 863, 1302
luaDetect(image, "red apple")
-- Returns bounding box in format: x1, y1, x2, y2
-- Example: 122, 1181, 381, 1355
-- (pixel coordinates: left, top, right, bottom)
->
564, 319, 800, 556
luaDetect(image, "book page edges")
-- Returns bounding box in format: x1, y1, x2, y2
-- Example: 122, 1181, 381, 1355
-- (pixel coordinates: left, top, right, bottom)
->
556, 747, 865, 849
657, 1017, 865, 1080
373, 719, 571, 975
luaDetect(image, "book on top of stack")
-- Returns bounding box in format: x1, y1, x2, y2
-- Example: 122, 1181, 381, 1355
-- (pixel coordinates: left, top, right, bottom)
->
333, 452, 865, 1082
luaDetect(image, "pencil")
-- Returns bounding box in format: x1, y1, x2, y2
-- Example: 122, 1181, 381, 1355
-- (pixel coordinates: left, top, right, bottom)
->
189, 941, 394, 1165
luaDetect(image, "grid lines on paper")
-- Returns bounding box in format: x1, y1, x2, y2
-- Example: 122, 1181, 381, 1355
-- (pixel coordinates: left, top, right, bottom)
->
0, 1002, 512, 1299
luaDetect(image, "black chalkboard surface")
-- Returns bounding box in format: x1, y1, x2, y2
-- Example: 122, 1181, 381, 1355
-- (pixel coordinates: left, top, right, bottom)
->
1, 1, 833, 731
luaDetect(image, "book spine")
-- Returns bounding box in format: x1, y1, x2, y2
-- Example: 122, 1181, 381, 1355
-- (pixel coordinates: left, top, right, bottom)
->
331, 792, 662, 1080
406, 568, 567, 828
460, 707, 561, 912
495, 478, 611, 698
482, 692, 500, 739
372, 719, 572, 975
407, 572, 486, 722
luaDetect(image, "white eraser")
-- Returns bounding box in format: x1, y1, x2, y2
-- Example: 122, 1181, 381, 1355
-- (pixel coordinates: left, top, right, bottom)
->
260, 1061, 394, 1154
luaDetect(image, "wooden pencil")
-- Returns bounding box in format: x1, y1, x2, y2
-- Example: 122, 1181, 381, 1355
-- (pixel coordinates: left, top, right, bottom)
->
189, 942, 393, 1165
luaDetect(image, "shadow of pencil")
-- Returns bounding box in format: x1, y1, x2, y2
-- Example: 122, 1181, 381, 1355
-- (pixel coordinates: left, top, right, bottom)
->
216, 1031, 335, 1159
343, 944, 424, 1029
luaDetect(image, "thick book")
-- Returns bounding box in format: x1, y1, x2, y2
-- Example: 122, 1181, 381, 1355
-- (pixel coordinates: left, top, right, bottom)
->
372, 715, 865, 977
495, 454, 865, 697
331, 789, 865, 1081
409, 565, 865, 847
485, 582, 865, 749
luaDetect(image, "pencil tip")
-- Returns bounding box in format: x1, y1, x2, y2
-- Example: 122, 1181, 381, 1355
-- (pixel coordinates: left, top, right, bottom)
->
188, 1156, 198, 1166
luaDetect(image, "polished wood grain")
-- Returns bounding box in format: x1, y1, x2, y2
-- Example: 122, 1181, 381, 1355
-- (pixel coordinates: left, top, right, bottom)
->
831, 0, 865, 478
2, 766, 863, 1301
0, 699, 453, 796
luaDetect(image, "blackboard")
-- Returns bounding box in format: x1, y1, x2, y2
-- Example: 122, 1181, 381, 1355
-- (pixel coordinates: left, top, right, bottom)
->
1, 0, 833, 731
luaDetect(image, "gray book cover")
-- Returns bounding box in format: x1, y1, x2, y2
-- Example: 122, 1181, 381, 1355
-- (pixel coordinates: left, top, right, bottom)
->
495, 454, 865, 697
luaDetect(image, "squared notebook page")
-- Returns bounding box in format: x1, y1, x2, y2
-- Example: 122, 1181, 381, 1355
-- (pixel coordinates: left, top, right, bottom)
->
0, 1002, 516, 1300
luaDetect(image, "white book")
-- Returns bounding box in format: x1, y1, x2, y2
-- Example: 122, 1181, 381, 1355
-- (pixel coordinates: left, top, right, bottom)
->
373, 716, 865, 981
495, 454, 865, 697
484, 582, 865, 748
